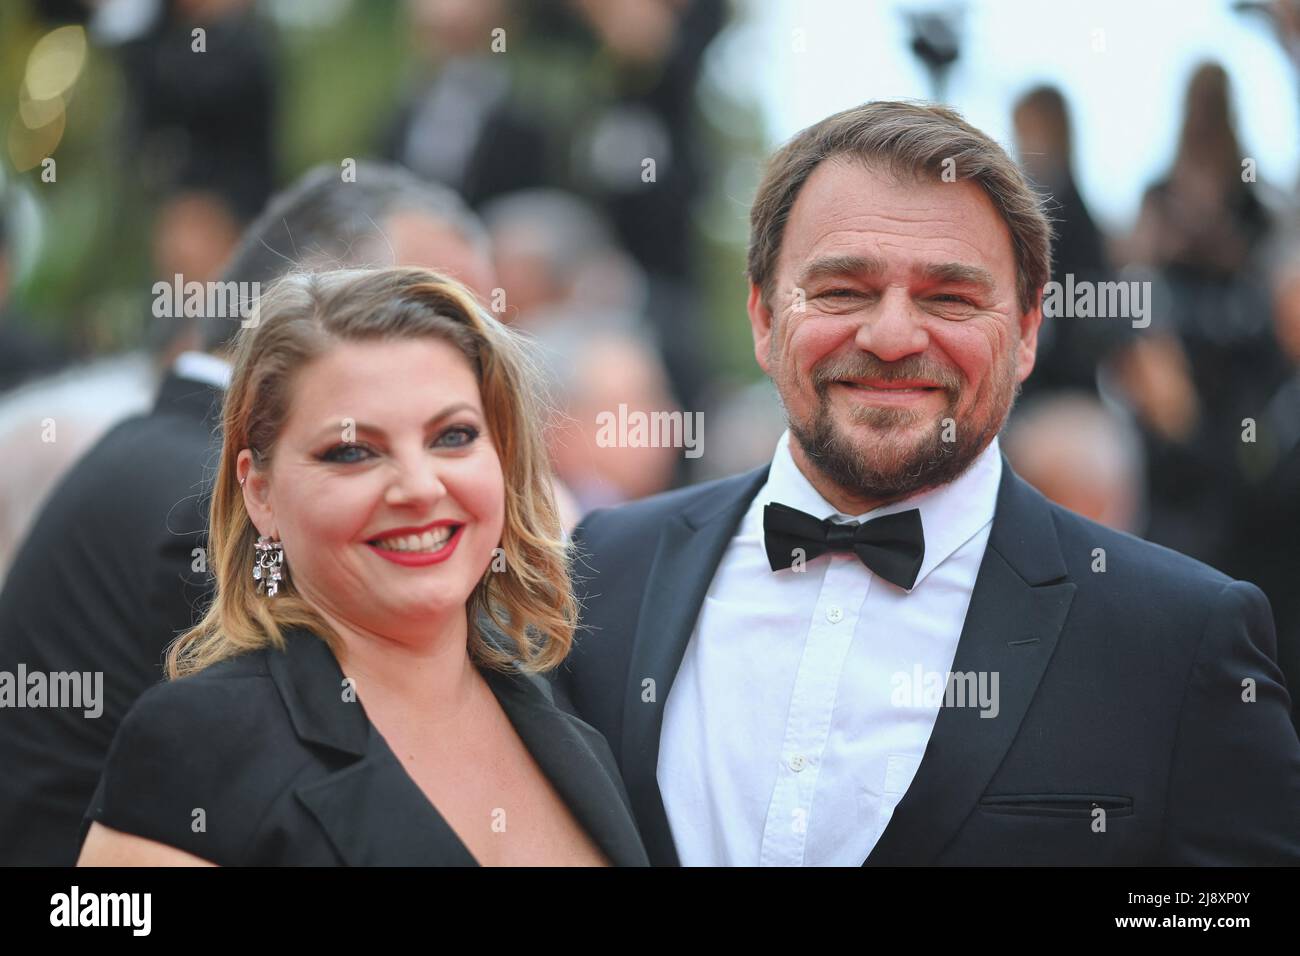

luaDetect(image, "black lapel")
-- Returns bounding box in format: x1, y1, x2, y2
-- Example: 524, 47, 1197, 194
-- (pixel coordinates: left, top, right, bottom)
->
271, 627, 646, 865
621, 466, 769, 867
154, 371, 224, 434
295, 749, 480, 866
484, 666, 651, 867
865, 459, 1077, 865
267, 629, 475, 865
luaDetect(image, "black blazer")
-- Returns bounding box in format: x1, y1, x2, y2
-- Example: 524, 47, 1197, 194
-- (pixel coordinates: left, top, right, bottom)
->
81, 626, 650, 866
552, 458, 1300, 866
0, 371, 221, 865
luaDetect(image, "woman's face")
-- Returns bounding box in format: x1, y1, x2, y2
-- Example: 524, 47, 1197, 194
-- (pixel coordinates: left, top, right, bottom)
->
238, 337, 506, 644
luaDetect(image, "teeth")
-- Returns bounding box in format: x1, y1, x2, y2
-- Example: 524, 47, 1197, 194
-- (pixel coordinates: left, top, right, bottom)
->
373, 527, 455, 552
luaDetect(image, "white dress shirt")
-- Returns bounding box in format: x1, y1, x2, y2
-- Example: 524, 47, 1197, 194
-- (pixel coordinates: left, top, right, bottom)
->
657, 430, 1003, 866
172, 351, 232, 389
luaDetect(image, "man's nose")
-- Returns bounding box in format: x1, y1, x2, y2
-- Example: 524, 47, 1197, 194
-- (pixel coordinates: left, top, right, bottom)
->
854, 289, 929, 362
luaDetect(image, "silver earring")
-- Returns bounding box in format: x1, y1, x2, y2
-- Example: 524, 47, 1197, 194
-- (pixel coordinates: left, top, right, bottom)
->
253, 535, 284, 597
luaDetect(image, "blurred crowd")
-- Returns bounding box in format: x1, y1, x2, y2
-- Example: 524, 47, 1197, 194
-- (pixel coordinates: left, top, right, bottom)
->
1, 0, 1299, 703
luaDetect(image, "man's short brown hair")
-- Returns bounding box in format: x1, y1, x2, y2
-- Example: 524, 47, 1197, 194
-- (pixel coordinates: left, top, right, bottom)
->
747, 100, 1052, 315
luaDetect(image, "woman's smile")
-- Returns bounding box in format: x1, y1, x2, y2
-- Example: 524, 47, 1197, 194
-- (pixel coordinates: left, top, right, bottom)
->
365, 520, 467, 566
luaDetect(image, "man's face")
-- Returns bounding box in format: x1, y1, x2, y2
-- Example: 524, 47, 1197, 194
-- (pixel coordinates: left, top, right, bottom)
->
384, 210, 497, 302
748, 157, 1041, 509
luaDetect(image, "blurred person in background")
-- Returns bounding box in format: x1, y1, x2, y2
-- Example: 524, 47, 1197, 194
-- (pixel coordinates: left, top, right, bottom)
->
1012, 84, 1127, 401
561, 0, 727, 416
144, 188, 244, 364
385, 0, 550, 208
116, 0, 277, 223
482, 188, 695, 506
481, 188, 645, 324
0, 186, 244, 579
532, 315, 682, 514
1003, 392, 1145, 534
0, 161, 496, 865
0, 0, 280, 571
1229, 239, 1300, 731
692, 379, 787, 482
1114, 61, 1288, 570
563, 0, 725, 283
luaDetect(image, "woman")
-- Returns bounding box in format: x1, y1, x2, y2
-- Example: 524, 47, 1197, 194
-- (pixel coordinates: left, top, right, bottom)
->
76, 267, 648, 866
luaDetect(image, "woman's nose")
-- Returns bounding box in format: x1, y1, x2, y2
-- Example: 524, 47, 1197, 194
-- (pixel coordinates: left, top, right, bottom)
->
384, 455, 447, 508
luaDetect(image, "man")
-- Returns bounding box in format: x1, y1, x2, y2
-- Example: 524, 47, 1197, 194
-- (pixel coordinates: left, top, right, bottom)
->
0, 162, 494, 865
553, 101, 1300, 866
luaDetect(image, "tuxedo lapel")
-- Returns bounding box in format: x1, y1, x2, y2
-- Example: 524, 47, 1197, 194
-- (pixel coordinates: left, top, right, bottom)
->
621, 467, 769, 867
865, 459, 1077, 865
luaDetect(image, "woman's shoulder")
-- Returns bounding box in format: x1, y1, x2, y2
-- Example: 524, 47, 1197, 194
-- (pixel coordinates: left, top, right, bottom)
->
126, 648, 278, 739
83, 646, 302, 864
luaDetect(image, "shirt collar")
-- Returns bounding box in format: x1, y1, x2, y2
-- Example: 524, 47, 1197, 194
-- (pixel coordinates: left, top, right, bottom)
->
756, 429, 1003, 588
172, 350, 232, 390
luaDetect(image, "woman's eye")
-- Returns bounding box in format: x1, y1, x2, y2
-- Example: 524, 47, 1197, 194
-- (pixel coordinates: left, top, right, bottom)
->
436, 425, 480, 448
320, 443, 373, 464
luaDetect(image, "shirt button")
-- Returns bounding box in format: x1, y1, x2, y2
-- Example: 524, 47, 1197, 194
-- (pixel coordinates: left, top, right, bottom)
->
826, 605, 844, 624
789, 754, 808, 772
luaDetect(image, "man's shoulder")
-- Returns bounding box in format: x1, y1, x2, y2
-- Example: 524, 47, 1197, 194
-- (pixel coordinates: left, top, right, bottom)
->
44, 401, 215, 505
576, 467, 768, 542
1034, 490, 1238, 600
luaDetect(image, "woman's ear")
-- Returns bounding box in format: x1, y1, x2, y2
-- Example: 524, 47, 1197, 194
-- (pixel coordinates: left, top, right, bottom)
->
236, 449, 275, 538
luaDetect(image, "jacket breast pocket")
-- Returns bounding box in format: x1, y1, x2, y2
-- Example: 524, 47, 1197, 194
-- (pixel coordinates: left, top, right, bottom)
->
978, 793, 1134, 819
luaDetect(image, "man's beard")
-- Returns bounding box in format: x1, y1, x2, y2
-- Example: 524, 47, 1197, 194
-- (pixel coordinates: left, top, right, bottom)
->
784, 350, 1019, 506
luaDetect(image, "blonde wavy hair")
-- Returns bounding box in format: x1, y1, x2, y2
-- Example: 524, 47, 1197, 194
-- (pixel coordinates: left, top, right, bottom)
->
167, 267, 575, 678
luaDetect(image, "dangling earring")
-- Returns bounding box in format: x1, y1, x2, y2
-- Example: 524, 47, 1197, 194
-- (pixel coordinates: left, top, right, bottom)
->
253, 535, 285, 597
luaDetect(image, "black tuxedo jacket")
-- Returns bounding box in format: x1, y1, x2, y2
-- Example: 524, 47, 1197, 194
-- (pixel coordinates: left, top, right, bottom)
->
552, 458, 1300, 865
0, 372, 221, 865
81, 627, 650, 866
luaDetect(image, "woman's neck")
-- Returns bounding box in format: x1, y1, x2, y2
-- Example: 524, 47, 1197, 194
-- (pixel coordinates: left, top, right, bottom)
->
324, 610, 481, 725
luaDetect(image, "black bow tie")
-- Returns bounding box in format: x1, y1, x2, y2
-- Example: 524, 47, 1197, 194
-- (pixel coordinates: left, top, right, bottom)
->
763, 502, 925, 591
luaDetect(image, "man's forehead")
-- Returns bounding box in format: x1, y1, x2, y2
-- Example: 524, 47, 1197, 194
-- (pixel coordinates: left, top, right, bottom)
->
778, 157, 1014, 278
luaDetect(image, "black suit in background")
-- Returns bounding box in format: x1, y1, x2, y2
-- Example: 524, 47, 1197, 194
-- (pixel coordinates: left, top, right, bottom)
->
80, 626, 649, 866
0, 371, 220, 865
552, 457, 1300, 866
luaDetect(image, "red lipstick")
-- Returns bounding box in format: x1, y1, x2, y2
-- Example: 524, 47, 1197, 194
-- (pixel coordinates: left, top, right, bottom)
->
364, 520, 465, 567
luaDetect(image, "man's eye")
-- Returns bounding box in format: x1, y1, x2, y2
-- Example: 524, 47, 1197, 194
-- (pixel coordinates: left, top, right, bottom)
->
930, 294, 974, 305
820, 289, 861, 298
320, 443, 373, 464
436, 425, 480, 448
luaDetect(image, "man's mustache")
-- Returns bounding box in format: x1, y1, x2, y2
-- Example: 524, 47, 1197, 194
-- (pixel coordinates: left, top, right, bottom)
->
810, 354, 962, 398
